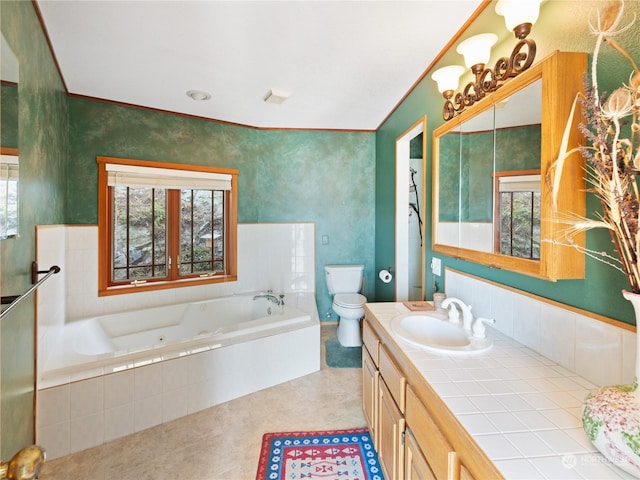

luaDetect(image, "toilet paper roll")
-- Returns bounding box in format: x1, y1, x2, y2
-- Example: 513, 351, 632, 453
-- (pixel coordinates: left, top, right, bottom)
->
378, 269, 392, 283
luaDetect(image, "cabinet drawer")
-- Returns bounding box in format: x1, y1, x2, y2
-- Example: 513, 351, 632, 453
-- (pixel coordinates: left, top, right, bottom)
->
362, 318, 379, 365
406, 385, 457, 480
379, 344, 406, 412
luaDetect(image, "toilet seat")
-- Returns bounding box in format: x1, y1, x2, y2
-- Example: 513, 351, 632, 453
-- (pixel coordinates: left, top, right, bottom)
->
333, 293, 366, 309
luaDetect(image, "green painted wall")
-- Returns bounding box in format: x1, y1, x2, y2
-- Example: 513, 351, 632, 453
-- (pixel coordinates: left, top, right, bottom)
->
1, 0, 68, 459
67, 98, 375, 318
375, 0, 640, 325
1, 83, 18, 148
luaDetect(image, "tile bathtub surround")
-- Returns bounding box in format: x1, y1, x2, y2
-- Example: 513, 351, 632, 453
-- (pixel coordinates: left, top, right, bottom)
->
35, 222, 320, 459
37, 323, 320, 459
36, 222, 316, 382
445, 268, 636, 388
39, 325, 363, 479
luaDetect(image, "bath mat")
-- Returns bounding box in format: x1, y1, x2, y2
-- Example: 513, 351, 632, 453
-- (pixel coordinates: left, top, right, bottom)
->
325, 338, 361, 368
256, 428, 382, 480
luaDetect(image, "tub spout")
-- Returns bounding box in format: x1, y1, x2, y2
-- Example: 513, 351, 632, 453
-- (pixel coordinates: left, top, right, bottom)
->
0, 445, 46, 480
253, 291, 284, 306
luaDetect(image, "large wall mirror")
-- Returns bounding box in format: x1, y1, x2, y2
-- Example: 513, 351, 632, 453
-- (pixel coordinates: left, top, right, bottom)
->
0, 32, 19, 240
432, 51, 587, 281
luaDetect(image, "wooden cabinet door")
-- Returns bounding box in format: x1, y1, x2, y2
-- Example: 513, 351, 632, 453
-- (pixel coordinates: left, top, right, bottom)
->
405, 428, 437, 480
460, 464, 475, 480
378, 379, 405, 480
405, 385, 457, 480
362, 346, 378, 447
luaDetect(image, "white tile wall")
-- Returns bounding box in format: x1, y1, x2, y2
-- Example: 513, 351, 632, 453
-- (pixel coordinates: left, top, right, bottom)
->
35, 222, 320, 459
445, 269, 636, 388
37, 222, 316, 326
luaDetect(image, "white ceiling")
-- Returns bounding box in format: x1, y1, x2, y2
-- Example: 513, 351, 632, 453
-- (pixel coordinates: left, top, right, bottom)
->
36, 0, 484, 131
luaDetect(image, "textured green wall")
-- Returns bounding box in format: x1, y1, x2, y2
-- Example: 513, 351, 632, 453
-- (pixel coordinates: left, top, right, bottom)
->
1, 0, 68, 460
1, 83, 18, 148
376, 0, 640, 325
68, 98, 375, 318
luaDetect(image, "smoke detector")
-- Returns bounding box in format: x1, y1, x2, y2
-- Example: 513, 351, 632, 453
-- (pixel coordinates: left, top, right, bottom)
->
263, 89, 290, 104
186, 90, 211, 101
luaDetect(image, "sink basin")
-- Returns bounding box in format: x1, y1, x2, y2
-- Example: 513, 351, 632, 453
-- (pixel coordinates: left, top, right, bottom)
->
390, 313, 492, 355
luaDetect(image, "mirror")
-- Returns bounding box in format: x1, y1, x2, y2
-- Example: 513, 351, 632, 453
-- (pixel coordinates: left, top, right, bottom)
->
0, 32, 19, 239
432, 51, 587, 281
437, 81, 541, 256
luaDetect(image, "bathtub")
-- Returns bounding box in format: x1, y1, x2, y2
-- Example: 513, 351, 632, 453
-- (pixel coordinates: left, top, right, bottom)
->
39, 291, 319, 387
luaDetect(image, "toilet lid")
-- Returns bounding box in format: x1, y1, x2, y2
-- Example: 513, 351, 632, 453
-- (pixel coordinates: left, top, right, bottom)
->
334, 293, 367, 308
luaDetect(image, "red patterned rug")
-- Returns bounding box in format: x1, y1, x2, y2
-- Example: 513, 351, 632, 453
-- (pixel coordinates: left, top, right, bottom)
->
256, 428, 382, 480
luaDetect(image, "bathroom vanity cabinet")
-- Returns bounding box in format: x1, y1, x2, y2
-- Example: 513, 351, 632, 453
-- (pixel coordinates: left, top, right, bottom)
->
362, 307, 503, 480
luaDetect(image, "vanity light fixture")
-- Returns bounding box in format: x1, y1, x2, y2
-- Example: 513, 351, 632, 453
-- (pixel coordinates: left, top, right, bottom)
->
186, 90, 211, 101
431, 65, 466, 102
433, 0, 542, 121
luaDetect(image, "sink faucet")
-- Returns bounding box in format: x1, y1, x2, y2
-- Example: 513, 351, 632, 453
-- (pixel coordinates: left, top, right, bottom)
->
440, 297, 473, 330
253, 290, 284, 306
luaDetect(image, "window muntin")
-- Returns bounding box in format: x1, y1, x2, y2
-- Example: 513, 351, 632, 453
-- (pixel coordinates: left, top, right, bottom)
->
98, 156, 238, 296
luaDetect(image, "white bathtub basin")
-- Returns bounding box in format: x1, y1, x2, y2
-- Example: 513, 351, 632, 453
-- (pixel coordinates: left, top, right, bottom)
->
390, 313, 492, 355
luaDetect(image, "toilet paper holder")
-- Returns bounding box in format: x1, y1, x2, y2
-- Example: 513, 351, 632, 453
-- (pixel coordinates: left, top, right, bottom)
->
378, 267, 393, 283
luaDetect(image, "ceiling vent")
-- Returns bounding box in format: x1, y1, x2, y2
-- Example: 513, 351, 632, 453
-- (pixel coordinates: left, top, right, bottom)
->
263, 89, 290, 105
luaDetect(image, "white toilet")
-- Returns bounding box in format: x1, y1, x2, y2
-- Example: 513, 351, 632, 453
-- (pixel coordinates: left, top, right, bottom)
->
324, 265, 367, 347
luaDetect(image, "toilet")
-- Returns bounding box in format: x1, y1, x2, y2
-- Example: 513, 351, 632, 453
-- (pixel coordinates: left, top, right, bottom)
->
324, 265, 367, 347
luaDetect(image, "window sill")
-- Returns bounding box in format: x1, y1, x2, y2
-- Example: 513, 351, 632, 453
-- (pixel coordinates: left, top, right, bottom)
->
98, 274, 238, 297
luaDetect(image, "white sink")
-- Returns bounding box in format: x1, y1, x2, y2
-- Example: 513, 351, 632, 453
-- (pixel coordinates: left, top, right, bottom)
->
390, 313, 492, 355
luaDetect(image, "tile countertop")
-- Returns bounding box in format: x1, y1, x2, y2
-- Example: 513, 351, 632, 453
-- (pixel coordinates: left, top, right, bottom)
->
365, 302, 635, 480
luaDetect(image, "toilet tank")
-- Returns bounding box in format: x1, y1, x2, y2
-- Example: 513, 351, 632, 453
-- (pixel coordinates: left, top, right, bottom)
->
324, 265, 364, 294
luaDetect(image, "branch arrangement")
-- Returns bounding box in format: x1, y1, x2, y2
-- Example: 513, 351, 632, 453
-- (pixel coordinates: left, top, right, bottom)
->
552, 0, 640, 292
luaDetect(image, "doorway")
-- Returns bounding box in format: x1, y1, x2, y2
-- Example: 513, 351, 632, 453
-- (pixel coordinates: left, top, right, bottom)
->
395, 116, 427, 301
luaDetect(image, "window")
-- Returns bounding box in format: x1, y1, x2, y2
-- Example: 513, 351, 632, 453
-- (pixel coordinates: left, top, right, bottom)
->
494, 171, 540, 260
0, 149, 19, 239
98, 157, 238, 295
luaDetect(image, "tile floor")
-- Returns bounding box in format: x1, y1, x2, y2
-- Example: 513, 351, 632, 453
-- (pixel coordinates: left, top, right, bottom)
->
40, 324, 365, 479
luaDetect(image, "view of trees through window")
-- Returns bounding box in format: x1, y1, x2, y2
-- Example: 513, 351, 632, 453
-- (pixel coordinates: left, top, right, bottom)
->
180, 189, 224, 275
499, 191, 540, 260
112, 186, 223, 282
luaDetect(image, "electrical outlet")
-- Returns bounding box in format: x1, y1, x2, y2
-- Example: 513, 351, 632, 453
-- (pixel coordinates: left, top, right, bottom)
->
431, 257, 442, 276
322, 235, 329, 245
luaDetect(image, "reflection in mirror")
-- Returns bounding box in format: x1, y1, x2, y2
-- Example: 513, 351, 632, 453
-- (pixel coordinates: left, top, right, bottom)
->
494, 80, 541, 258
437, 105, 495, 252
0, 31, 19, 239
436, 79, 542, 257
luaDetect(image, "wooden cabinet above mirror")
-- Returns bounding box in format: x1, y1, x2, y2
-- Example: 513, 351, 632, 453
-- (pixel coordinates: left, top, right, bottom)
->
432, 51, 587, 281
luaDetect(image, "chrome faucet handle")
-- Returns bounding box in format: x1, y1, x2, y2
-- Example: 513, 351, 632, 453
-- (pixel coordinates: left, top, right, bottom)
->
279, 294, 285, 306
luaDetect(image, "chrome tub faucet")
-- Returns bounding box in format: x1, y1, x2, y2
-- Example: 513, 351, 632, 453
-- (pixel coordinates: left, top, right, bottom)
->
253, 290, 285, 306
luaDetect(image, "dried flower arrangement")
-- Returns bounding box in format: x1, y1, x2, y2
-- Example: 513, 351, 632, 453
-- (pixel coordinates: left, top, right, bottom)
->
551, 0, 640, 293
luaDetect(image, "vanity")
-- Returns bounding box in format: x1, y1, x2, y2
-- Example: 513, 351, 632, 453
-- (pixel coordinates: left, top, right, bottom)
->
362, 301, 627, 480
